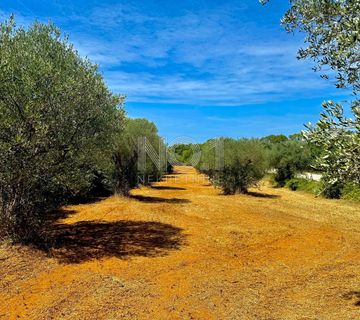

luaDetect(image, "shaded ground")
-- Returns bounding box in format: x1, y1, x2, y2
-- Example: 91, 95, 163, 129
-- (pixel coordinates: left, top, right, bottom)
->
36, 220, 185, 264
1, 166, 360, 319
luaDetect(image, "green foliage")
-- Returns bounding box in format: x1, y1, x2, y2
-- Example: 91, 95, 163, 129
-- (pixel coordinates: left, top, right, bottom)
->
304, 100, 360, 196
169, 144, 199, 165
113, 118, 165, 195
285, 178, 321, 194
341, 183, 360, 202
197, 138, 268, 194
166, 161, 174, 174
261, 134, 288, 146
281, 0, 359, 90
285, 178, 360, 202
0, 17, 123, 241
262, 0, 360, 198
321, 180, 344, 199
267, 139, 315, 187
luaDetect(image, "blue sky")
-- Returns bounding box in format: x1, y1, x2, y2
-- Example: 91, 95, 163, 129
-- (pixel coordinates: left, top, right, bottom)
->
0, 0, 349, 143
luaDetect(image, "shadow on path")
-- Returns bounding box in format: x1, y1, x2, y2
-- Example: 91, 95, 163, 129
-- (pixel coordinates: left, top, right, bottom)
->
151, 186, 186, 191
343, 291, 360, 307
35, 220, 186, 264
246, 191, 280, 199
130, 195, 190, 204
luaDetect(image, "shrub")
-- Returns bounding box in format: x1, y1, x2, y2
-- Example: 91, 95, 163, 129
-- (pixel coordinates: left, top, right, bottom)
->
0, 18, 123, 241
267, 139, 315, 187
166, 162, 174, 174
285, 178, 360, 202
274, 165, 295, 187
341, 183, 360, 202
320, 180, 343, 199
168, 143, 201, 166
286, 179, 301, 191
197, 138, 268, 194
285, 178, 321, 194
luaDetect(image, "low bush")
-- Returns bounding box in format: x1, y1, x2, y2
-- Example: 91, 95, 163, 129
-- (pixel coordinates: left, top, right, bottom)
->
285, 178, 321, 194
341, 183, 360, 202
321, 181, 344, 199
285, 178, 360, 202
266, 139, 315, 187
197, 138, 268, 195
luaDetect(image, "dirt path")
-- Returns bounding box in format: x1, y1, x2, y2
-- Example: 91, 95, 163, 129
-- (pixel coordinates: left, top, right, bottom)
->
1, 166, 360, 319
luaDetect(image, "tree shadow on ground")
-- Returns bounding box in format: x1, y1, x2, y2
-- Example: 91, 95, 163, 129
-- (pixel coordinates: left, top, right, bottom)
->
67, 196, 106, 206
162, 175, 180, 179
43, 209, 78, 225
35, 219, 186, 264
130, 195, 190, 204
343, 291, 360, 307
245, 191, 280, 199
151, 186, 186, 191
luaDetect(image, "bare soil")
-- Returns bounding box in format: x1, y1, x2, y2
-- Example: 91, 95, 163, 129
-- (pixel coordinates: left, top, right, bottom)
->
1, 166, 360, 319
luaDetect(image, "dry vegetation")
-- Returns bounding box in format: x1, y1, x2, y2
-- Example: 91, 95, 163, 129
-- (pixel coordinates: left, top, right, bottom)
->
1, 166, 360, 319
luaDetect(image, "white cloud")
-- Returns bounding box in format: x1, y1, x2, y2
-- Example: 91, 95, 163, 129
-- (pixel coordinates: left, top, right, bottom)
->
0, 2, 340, 106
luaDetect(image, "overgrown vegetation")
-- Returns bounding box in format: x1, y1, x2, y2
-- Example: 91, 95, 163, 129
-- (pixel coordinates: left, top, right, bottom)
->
341, 183, 360, 202
285, 178, 360, 203
285, 178, 321, 194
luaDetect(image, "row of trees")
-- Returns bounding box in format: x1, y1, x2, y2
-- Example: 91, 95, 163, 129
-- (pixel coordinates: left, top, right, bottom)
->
0, 18, 166, 242
198, 0, 360, 198
1, 0, 358, 240
195, 135, 317, 195
169, 144, 195, 165
113, 118, 167, 196
263, 135, 318, 187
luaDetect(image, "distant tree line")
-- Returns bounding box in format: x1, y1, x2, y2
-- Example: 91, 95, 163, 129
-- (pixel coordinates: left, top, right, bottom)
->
189, 129, 359, 200
168, 144, 196, 165
194, 134, 317, 195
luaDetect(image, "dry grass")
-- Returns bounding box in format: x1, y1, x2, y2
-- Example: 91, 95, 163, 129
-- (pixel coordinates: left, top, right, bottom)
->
1, 166, 360, 319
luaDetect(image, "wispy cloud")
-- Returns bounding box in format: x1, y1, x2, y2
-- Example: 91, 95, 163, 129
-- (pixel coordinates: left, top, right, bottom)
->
0, 1, 339, 106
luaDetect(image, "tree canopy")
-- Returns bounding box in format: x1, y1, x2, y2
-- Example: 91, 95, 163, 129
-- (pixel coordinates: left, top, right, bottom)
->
0, 17, 124, 240
261, 0, 360, 197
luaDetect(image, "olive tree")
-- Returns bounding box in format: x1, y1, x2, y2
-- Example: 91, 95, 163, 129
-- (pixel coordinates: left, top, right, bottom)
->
0, 17, 123, 241
303, 100, 360, 196
266, 139, 315, 187
262, 0, 359, 197
197, 138, 268, 194
113, 118, 165, 195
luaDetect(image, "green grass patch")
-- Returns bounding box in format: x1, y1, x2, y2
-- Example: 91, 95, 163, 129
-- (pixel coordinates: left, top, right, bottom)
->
285, 178, 321, 195
341, 183, 360, 202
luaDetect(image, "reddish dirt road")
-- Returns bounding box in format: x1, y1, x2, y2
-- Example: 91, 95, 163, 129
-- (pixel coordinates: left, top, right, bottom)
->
1, 166, 360, 319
